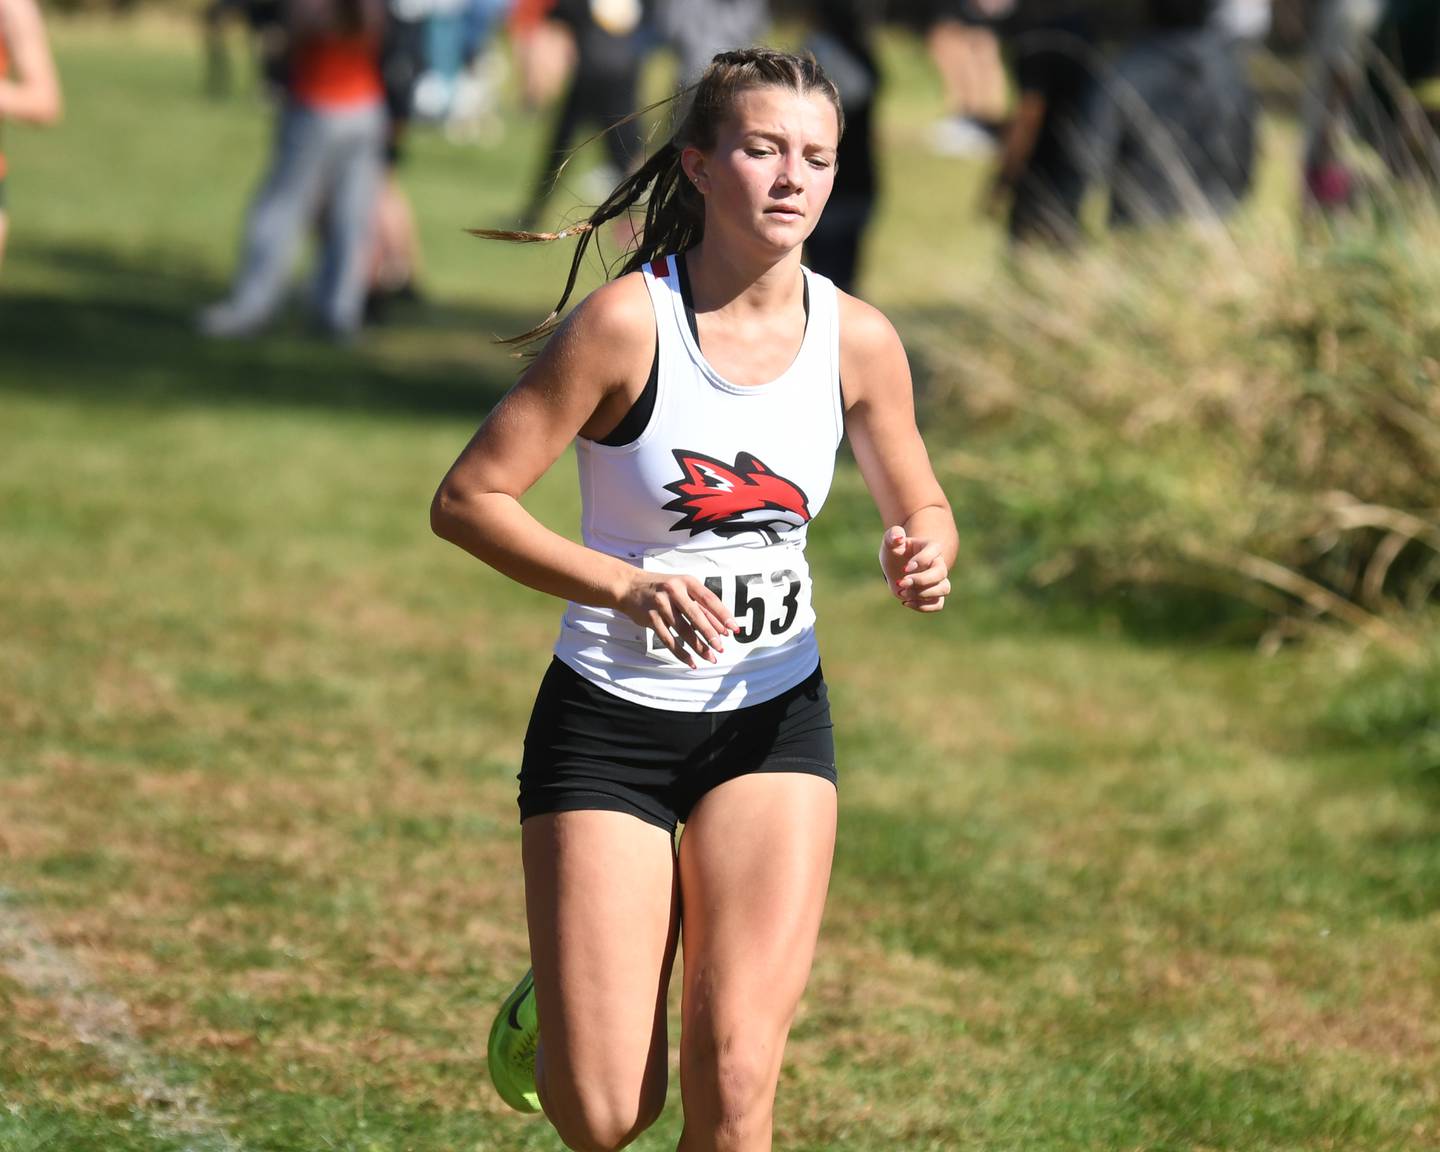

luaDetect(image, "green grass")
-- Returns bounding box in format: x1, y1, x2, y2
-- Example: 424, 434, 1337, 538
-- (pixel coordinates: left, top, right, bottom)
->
1, 16, 1438, 1152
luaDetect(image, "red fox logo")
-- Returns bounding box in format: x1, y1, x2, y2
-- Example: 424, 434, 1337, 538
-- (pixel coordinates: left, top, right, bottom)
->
662, 450, 812, 543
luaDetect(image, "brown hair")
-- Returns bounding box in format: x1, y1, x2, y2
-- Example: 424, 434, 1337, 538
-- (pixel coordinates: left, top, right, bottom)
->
474, 47, 845, 348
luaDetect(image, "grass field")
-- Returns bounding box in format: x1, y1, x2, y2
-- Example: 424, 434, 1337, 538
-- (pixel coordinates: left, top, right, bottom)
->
2, 17, 1438, 1152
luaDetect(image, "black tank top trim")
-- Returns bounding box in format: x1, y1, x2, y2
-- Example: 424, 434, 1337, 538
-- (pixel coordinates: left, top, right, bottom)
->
595, 253, 813, 448
595, 334, 662, 447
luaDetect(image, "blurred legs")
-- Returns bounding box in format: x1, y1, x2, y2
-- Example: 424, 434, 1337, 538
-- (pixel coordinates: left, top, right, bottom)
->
313, 104, 385, 337
205, 104, 329, 335
203, 102, 384, 338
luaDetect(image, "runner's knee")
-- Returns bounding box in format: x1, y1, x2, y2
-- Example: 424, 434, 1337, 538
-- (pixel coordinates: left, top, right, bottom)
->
684, 1029, 780, 1143
542, 1067, 666, 1152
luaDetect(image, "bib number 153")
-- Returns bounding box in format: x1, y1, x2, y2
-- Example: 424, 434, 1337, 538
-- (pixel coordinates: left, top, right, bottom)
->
648, 569, 803, 654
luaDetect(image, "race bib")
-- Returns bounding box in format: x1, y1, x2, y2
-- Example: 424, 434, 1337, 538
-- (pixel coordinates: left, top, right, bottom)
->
639, 544, 813, 666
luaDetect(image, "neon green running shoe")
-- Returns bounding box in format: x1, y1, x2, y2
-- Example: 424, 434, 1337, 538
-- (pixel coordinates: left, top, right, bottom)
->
488, 968, 541, 1113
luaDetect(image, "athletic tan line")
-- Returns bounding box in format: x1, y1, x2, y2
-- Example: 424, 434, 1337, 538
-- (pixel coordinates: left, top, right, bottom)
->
0, 888, 245, 1152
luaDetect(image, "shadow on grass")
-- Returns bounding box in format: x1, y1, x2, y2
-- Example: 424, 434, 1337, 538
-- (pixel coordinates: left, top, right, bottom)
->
0, 240, 534, 420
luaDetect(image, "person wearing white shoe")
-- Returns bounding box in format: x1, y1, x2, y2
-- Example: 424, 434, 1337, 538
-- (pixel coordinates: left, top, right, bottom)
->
199, 0, 386, 340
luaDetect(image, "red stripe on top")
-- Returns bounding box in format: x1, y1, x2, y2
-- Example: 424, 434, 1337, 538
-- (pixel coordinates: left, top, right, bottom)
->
289, 36, 384, 110
650, 256, 671, 280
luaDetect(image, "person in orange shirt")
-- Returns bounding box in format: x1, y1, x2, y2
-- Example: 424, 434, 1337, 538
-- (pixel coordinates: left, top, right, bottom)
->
0, 0, 62, 272
200, 0, 386, 339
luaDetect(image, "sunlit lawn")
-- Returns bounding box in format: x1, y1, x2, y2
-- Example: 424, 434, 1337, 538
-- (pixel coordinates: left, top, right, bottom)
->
0, 16, 1436, 1152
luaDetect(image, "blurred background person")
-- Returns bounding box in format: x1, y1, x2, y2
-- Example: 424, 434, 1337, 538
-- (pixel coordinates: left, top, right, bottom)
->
366, 158, 424, 323
803, 0, 881, 293
409, 0, 507, 123
199, 0, 388, 340
658, 0, 768, 86
449, 0, 514, 141
516, 0, 647, 231
0, 0, 62, 272
509, 0, 575, 112
988, 1, 1097, 247
1081, 0, 1258, 231
925, 0, 1013, 157
365, 0, 432, 322
365, 0, 507, 321
1300, 0, 1384, 210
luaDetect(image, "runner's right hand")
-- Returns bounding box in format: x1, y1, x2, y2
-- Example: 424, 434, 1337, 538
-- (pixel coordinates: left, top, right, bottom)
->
617, 573, 738, 669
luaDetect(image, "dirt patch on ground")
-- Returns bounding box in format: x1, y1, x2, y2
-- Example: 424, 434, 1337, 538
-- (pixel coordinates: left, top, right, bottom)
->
1129, 945, 1440, 1066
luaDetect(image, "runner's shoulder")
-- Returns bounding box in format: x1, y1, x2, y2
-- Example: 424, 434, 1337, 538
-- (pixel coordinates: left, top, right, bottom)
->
836, 289, 907, 396
563, 271, 655, 361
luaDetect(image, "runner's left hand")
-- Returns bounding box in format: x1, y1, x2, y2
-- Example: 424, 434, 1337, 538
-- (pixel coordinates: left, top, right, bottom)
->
880, 525, 951, 613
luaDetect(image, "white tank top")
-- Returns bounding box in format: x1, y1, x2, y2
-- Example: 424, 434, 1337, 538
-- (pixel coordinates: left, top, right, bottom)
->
553, 252, 845, 712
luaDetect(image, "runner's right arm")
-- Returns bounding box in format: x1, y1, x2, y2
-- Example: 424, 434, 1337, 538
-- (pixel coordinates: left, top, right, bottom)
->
431, 275, 736, 667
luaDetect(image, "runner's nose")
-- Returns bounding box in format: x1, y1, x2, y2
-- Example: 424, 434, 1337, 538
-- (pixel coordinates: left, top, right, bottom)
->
776, 155, 804, 193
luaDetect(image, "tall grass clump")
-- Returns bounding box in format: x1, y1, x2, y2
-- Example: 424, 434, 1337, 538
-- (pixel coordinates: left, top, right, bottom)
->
918, 214, 1440, 650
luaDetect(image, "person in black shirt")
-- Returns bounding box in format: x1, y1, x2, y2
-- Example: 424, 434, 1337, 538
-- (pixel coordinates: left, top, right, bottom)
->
991, 0, 1258, 245
1082, 0, 1258, 229
803, 0, 880, 292
518, 0, 648, 230
988, 6, 1097, 247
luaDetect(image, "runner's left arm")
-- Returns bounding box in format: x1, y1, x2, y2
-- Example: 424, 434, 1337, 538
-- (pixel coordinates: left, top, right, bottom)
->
838, 292, 958, 614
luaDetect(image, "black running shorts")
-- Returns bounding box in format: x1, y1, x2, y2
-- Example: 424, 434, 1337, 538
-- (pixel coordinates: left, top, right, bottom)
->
519, 657, 837, 834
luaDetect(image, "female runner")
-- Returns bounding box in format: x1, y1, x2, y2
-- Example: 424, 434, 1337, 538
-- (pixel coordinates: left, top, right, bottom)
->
431, 48, 957, 1152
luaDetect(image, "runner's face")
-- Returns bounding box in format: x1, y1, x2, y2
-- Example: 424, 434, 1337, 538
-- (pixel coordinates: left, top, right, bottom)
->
686, 86, 840, 254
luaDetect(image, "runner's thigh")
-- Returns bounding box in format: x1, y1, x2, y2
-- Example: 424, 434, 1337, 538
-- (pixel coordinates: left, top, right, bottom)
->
522, 810, 679, 1131
676, 774, 837, 1124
